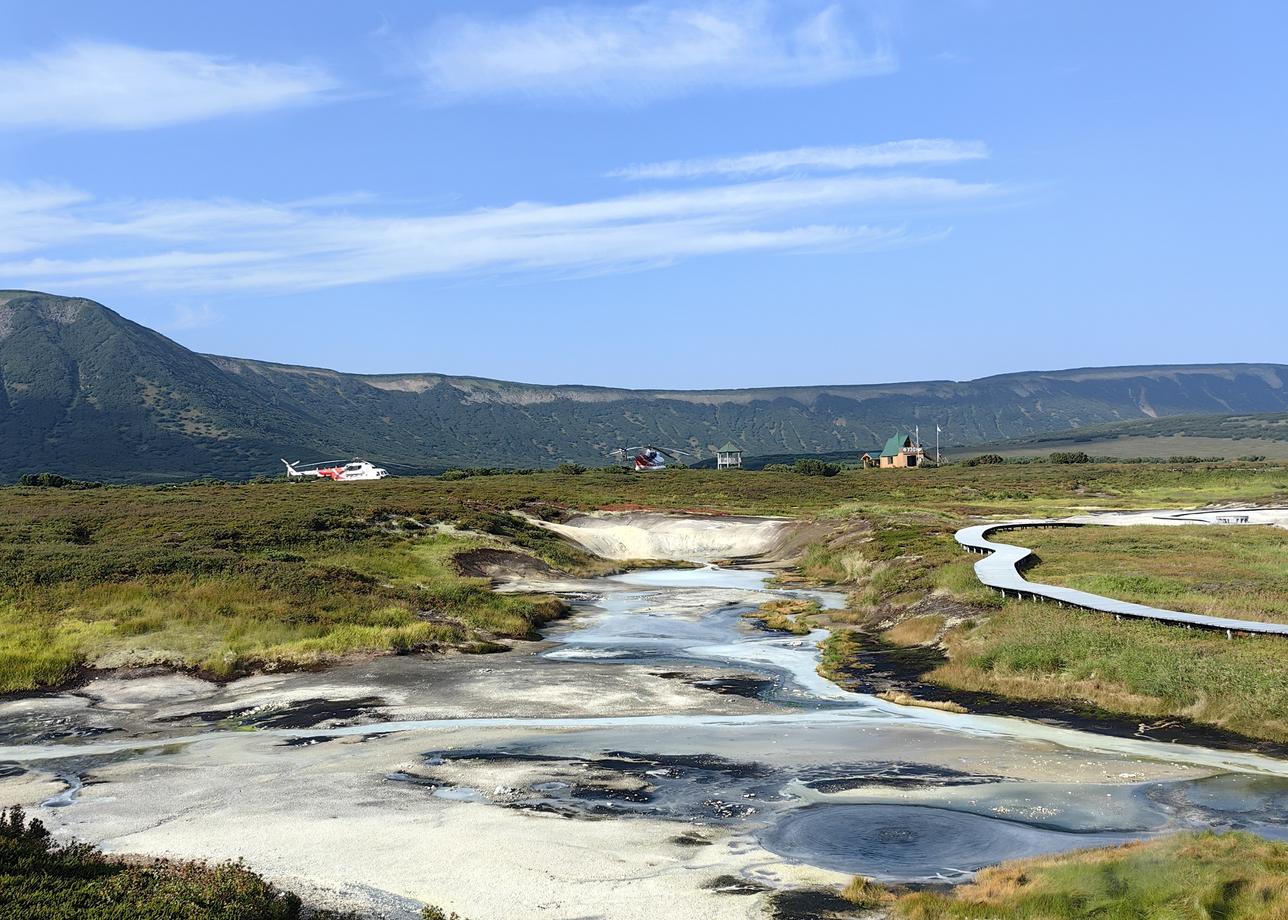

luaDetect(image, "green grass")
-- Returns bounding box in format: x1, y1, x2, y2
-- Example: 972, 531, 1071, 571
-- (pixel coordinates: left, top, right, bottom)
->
931, 600, 1288, 741
894, 831, 1288, 920
817, 628, 866, 688
743, 598, 818, 635
901, 523, 1288, 741
1020, 525, 1288, 624
1, 462, 1286, 709
841, 874, 893, 909
0, 482, 598, 691
739, 469, 1288, 743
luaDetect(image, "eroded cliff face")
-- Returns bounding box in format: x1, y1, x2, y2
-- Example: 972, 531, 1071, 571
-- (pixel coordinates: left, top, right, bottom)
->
533, 511, 798, 563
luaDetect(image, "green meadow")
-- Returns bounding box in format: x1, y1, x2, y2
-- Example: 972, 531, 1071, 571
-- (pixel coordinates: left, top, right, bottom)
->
1, 461, 1286, 743
893, 832, 1288, 920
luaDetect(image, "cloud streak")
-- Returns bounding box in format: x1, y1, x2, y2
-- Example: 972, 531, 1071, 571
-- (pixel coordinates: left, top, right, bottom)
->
610, 139, 989, 180
0, 42, 336, 130
0, 169, 995, 294
416, 1, 894, 103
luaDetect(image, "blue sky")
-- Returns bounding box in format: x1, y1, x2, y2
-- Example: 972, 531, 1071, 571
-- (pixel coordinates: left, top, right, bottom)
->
0, 1, 1283, 388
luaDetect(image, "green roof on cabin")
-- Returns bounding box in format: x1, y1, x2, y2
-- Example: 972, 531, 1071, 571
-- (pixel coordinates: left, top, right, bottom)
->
881, 432, 910, 457
718, 442, 741, 453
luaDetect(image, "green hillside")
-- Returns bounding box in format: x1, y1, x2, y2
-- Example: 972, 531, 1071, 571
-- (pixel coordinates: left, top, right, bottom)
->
967, 411, 1288, 459
3, 291, 1288, 482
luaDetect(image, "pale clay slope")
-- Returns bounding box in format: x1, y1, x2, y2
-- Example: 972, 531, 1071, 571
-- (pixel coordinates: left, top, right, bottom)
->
535, 512, 793, 562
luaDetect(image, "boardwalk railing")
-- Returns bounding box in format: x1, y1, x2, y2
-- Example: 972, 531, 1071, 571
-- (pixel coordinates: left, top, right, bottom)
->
953, 520, 1288, 638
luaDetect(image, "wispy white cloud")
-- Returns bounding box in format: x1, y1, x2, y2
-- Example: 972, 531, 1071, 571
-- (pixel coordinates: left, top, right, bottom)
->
165, 302, 222, 330
416, 1, 894, 103
0, 42, 336, 130
610, 139, 989, 180
0, 169, 996, 293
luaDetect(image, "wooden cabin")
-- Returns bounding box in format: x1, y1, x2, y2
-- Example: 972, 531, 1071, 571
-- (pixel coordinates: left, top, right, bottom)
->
879, 432, 925, 469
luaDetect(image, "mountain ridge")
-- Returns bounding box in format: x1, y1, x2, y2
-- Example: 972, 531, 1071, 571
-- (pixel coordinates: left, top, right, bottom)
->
2, 291, 1286, 482
205, 352, 1286, 405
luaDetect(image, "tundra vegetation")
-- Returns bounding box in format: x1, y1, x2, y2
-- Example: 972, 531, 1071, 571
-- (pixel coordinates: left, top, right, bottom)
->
743, 598, 819, 635
1017, 525, 1288, 624
1, 461, 1286, 740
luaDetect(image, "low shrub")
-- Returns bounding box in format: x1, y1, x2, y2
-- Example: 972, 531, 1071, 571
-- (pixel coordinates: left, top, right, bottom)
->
793, 459, 840, 476
0, 804, 312, 919
841, 875, 891, 908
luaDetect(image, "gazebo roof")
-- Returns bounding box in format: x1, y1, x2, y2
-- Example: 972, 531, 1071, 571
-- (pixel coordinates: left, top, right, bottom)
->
718, 442, 741, 453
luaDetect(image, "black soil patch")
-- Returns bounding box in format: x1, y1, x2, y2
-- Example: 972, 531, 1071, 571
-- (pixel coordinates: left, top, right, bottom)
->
431, 748, 772, 780
0, 715, 118, 746
670, 832, 712, 846
600, 751, 775, 780
652, 671, 777, 700
279, 735, 335, 748
159, 696, 386, 730
570, 783, 653, 804
386, 770, 454, 790
799, 761, 1007, 793
423, 748, 777, 823
702, 875, 770, 896
769, 888, 863, 920
845, 631, 1288, 757
454, 548, 560, 580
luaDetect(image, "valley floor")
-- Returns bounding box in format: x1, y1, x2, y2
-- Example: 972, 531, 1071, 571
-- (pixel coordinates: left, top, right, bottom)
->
3, 463, 1288, 917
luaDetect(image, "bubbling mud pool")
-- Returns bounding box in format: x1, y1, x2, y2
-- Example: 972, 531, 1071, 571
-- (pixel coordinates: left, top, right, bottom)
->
3, 564, 1288, 917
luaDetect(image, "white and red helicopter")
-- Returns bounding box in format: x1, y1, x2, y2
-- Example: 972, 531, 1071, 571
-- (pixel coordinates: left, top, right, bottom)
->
282, 458, 390, 481
608, 445, 693, 472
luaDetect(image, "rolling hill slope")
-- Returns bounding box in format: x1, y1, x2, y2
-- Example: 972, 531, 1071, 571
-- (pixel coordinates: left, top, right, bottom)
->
965, 411, 1288, 460
2, 290, 1287, 481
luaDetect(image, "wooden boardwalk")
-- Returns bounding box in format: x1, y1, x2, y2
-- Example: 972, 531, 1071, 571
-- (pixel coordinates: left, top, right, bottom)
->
954, 520, 1288, 637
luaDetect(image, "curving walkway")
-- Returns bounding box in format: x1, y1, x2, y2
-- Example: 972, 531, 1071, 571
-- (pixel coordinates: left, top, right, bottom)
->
954, 519, 1288, 637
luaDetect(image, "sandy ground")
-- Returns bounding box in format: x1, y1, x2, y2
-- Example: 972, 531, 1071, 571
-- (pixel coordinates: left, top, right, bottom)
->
4, 728, 838, 920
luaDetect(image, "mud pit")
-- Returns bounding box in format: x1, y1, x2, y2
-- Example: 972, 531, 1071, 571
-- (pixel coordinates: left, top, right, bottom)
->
2, 515, 1288, 919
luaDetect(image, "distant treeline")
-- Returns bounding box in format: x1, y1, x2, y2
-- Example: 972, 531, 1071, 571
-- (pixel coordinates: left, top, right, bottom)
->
17, 472, 103, 489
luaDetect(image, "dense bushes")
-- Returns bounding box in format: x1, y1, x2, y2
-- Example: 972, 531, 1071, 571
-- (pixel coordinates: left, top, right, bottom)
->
1048, 451, 1092, 464
963, 454, 1005, 467
760, 459, 841, 475
792, 459, 841, 476
18, 473, 102, 489
438, 467, 536, 480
